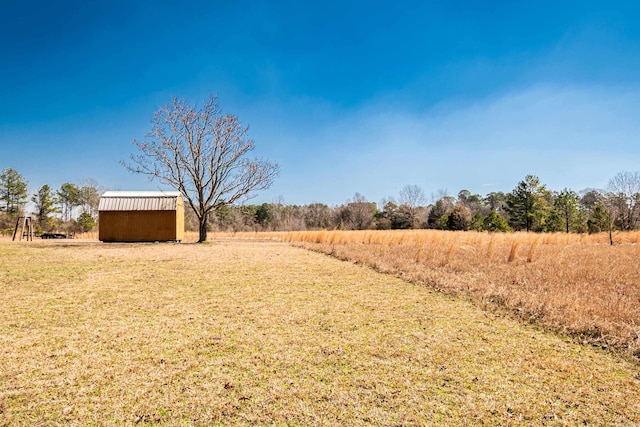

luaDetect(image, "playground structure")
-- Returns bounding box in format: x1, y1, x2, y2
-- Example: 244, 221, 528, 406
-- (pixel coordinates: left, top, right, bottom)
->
12, 216, 34, 241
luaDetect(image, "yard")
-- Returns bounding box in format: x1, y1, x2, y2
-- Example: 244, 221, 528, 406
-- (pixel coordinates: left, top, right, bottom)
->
1, 238, 639, 425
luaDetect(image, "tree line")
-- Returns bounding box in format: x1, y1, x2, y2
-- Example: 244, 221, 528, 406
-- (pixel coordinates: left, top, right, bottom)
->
0, 168, 101, 235
206, 173, 640, 242
2, 167, 639, 239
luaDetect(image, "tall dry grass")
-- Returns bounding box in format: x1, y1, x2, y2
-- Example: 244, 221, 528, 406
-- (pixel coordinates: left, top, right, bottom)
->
219, 230, 640, 358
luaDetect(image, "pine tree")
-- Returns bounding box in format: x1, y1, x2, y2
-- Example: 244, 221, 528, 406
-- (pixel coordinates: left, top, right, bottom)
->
0, 168, 28, 215
506, 175, 551, 232
32, 184, 59, 230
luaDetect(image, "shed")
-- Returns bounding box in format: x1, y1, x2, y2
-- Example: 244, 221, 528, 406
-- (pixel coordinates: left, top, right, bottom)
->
98, 191, 184, 242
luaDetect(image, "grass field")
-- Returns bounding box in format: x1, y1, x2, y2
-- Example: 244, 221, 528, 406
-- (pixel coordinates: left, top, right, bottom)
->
223, 230, 640, 359
1, 238, 640, 425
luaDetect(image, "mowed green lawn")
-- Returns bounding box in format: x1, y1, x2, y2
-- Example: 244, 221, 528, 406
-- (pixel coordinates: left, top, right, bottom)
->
1, 239, 639, 426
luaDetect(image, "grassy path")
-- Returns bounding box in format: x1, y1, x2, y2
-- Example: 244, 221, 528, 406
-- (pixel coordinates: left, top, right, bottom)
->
1, 239, 639, 426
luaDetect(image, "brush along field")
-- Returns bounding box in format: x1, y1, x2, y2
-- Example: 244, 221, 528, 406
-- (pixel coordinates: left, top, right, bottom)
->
1, 239, 640, 426
228, 230, 640, 359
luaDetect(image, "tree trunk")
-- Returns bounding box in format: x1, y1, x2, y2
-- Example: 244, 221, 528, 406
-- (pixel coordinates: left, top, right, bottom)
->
609, 223, 613, 246
198, 214, 208, 243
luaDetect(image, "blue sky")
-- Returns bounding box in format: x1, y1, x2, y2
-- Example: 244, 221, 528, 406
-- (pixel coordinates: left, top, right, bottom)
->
1, 0, 640, 206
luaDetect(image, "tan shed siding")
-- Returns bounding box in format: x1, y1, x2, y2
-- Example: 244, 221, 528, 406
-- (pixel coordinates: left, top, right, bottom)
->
99, 211, 179, 242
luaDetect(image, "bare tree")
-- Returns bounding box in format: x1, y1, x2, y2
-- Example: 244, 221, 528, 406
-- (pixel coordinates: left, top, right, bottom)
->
399, 184, 426, 207
78, 178, 103, 217
606, 171, 640, 231
122, 95, 279, 242
304, 203, 332, 230
398, 184, 426, 228
340, 193, 377, 230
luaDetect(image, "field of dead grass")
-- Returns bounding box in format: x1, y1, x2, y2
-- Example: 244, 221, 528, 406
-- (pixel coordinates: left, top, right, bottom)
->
1, 238, 640, 425
221, 230, 640, 359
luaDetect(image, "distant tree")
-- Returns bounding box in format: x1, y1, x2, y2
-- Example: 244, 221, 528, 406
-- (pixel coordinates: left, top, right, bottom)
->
254, 203, 272, 229
399, 184, 426, 207
374, 211, 392, 230
469, 212, 485, 231
485, 191, 508, 216
605, 192, 636, 232
377, 200, 415, 230
458, 189, 488, 218
587, 202, 611, 233
78, 179, 102, 217
211, 204, 233, 231
303, 203, 332, 230
375, 200, 394, 230
122, 95, 279, 242
267, 198, 305, 231
606, 171, 640, 230
446, 205, 471, 231
393, 205, 416, 229
32, 184, 58, 231
457, 189, 472, 205
543, 208, 564, 233
483, 210, 512, 232
554, 189, 580, 233
580, 190, 602, 214
588, 200, 616, 245
572, 208, 589, 233
398, 184, 426, 228
77, 212, 96, 232
427, 196, 455, 229
0, 168, 28, 215
57, 182, 81, 222
183, 206, 200, 232
506, 175, 552, 232
238, 205, 260, 231
340, 193, 377, 230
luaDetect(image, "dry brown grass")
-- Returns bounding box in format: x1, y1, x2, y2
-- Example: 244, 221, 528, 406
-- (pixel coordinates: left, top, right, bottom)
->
2, 238, 640, 425
222, 230, 640, 358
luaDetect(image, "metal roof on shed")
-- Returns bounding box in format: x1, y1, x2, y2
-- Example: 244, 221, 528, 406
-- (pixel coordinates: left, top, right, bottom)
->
99, 191, 182, 211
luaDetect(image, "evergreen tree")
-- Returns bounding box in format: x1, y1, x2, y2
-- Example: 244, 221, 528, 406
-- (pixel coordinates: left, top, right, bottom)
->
469, 212, 485, 231
77, 212, 96, 232
375, 201, 397, 230
32, 184, 58, 231
57, 182, 81, 222
427, 196, 454, 229
587, 202, 612, 233
506, 175, 551, 232
554, 189, 580, 233
0, 168, 28, 215
485, 191, 508, 214
254, 203, 272, 229
483, 210, 512, 232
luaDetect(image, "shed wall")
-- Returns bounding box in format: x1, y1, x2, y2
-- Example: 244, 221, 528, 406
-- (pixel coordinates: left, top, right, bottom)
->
99, 209, 184, 242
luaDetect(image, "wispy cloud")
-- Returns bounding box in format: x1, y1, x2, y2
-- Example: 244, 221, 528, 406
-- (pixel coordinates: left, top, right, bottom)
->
260, 84, 640, 204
